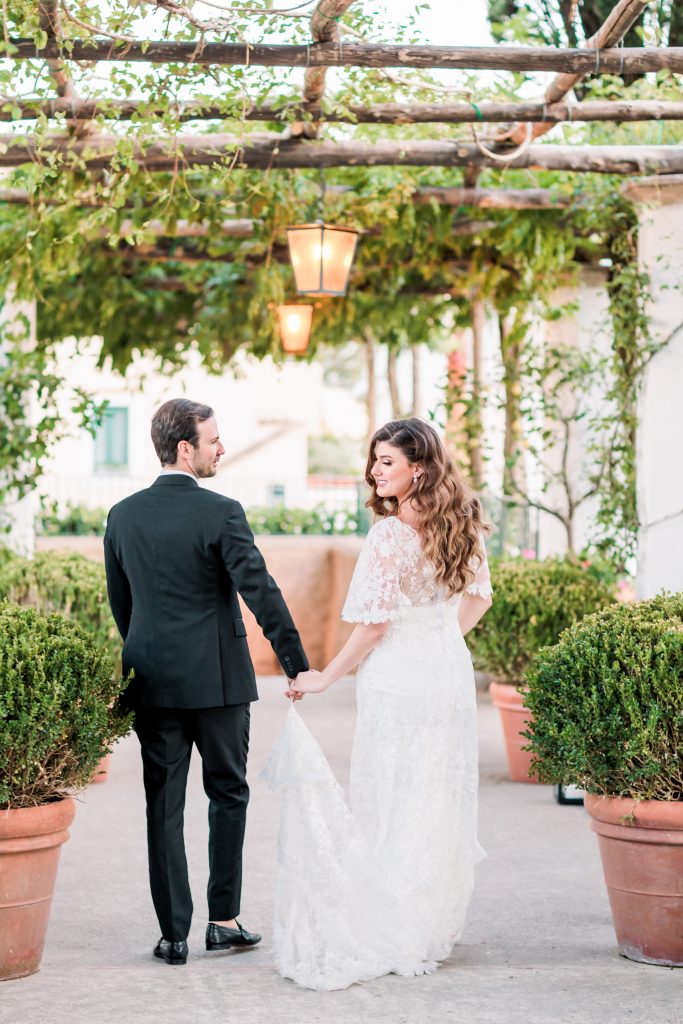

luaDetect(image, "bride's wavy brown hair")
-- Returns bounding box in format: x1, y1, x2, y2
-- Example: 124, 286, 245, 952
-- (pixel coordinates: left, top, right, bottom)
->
365, 418, 491, 596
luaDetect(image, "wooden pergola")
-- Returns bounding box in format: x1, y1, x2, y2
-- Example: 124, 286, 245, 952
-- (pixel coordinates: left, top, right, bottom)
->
2, 0, 678, 298
1, 0, 681, 195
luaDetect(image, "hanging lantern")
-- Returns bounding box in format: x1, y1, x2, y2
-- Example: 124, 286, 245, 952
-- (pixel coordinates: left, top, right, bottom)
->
286, 222, 359, 297
277, 304, 313, 355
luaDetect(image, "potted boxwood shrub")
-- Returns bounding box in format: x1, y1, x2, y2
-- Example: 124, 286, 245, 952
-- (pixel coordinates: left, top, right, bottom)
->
467, 557, 614, 782
525, 593, 683, 966
0, 552, 122, 784
0, 602, 131, 981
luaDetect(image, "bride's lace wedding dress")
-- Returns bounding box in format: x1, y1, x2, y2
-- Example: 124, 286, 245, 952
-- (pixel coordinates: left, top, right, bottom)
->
262, 515, 492, 991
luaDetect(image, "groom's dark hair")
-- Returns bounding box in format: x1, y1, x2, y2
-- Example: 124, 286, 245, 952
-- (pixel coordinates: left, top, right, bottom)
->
151, 398, 214, 465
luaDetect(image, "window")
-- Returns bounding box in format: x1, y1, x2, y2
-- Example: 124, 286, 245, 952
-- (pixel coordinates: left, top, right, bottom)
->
94, 407, 129, 472
266, 483, 286, 506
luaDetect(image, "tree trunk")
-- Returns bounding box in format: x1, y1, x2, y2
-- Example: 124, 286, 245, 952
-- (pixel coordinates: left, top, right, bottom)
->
469, 295, 485, 490
499, 311, 527, 496
387, 348, 402, 419
364, 332, 376, 447
445, 342, 471, 472
411, 345, 421, 418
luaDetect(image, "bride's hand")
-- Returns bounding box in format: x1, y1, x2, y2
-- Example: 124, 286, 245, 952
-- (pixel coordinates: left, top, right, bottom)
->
289, 669, 329, 695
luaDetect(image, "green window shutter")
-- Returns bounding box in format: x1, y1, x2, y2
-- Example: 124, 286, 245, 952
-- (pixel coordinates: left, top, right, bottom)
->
95, 407, 129, 471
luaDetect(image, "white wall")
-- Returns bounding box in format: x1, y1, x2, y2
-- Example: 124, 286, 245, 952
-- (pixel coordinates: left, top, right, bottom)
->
624, 176, 683, 598
0, 294, 37, 555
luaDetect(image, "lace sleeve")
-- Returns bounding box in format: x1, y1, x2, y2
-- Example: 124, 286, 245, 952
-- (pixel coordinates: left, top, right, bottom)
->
466, 537, 493, 599
341, 519, 403, 624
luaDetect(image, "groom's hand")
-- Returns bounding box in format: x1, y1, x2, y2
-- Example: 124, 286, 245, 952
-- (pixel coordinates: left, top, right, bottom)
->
284, 676, 305, 701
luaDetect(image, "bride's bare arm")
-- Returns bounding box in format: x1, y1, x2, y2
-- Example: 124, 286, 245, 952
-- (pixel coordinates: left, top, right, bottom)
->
458, 592, 492, 636
290, 622, 389, 694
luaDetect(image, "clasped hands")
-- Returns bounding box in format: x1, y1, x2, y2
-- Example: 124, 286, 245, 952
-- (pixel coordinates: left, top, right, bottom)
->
284, 669, 329, 700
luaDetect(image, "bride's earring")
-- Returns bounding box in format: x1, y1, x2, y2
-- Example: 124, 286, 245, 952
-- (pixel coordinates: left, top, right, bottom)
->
413, 473, 419, 484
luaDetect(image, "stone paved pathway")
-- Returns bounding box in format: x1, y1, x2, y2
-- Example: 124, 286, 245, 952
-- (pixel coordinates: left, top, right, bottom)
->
1, 681, 679, 1024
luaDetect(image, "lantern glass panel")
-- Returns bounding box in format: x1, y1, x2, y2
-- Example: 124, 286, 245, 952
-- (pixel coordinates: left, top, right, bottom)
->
286, 223, 358, 296
321, 228, 358, 294
277, 304, 313, 354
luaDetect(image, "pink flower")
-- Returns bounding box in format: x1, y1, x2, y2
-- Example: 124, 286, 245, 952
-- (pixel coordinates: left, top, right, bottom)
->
521, 548, 536, 560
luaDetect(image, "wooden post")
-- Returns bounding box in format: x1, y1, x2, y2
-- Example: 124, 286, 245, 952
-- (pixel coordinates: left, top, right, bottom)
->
506, 0, 650, 144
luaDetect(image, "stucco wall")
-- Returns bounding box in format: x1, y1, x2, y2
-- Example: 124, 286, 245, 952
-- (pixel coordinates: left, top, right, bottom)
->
36, 534, 363, 674
623, 176, 683, 597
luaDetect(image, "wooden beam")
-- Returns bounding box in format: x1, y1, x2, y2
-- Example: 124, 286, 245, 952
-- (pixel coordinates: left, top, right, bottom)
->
414, 187, 572, 209
0, 184, 571, 211
112, 217, 254, 238
507, 0, 650, 144
7, 96, 683, 125
8, 39, 683, 74
112, 244, 277, 266
4, 133, 683, 174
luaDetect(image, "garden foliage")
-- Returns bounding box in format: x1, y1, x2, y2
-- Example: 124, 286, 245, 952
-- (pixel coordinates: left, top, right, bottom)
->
38, 501, 108, 537
467, 557, 615, 684
244, 505, 365, 536
0, 551, 120, 665
525, 594, 683, 800
0, 603, 131, 809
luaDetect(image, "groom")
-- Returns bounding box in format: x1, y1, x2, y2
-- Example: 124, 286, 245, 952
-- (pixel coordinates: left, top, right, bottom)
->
104, 398, 309, 965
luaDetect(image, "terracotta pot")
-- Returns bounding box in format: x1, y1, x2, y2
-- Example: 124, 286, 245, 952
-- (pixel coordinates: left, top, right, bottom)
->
91, 752, 112, 785
489, 681, 539, 784
0, 797, 75, 981
585, 794, 683, 967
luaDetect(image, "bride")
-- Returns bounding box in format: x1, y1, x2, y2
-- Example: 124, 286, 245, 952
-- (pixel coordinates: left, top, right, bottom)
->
262, 418, 493, 990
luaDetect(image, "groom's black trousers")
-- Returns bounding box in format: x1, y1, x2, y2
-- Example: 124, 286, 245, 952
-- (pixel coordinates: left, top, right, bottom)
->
134, 703, 251, 942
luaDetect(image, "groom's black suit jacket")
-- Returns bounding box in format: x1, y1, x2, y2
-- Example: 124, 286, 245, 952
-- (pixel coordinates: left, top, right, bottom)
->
104, 474, 309, 708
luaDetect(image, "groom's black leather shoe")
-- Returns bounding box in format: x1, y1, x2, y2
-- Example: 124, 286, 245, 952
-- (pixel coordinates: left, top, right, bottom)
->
205, 922, 262, 951
154, 938, 188, 965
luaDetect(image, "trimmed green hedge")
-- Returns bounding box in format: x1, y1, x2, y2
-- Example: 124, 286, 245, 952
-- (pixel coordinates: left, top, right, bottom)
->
38, 501, 108, 536
0, 551, 120, 666
0, 603, 132, 808
246, 505, 362, 535
467, 557, 616, 685
525, 594, 683, 800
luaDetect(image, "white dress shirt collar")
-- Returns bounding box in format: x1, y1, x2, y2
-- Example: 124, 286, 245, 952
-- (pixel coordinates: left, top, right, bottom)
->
159, 469, 198, 483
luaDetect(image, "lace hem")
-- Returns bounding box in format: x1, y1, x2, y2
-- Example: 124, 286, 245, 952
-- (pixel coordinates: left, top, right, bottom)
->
466, 582, 493, 599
